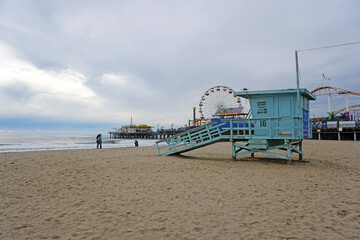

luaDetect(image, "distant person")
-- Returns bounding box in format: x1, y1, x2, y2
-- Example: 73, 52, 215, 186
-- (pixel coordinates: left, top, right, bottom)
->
96, 134, 102, 149
134, 139, 138, 147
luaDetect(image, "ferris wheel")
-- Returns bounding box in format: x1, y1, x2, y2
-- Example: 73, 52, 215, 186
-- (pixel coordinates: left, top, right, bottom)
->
198, 85, 244, 120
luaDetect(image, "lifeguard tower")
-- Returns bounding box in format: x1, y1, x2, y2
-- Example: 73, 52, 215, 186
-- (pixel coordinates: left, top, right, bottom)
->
156, 89, 316, 163
231, 88, 316, 162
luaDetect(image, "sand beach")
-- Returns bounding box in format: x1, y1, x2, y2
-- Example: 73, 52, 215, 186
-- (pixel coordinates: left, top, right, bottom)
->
0, 140, 359, 239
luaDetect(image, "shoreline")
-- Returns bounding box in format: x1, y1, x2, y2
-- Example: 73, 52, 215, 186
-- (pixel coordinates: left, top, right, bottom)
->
0, 135, 158, 153
0, 145, 154, 154
1, 140, 359, 239
1, 138, 358, 154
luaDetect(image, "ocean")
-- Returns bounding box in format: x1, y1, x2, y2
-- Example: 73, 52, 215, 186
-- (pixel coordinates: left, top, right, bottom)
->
0, 135, 158, 153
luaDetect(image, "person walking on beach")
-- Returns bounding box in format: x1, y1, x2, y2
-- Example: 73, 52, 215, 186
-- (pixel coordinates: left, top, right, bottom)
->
134, 139, 138, 147
96, 134, 102, 149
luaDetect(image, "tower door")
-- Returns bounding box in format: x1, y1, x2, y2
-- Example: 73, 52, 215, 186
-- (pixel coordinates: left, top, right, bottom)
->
278, 98, 293, 136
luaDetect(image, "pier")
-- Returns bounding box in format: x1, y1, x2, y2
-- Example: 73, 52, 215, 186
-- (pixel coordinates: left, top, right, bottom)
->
312, 127, 360, 141
109, 129, 184, 139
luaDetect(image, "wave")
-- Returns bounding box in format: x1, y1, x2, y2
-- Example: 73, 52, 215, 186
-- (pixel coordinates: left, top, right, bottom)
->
76, 140, 120, 145
0, 143, 14, 146
0, 136, 157, 153
103, 140, 119, 144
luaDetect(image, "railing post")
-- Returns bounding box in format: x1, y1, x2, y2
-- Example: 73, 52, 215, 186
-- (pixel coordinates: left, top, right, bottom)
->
187, 131, 193, 147
217, 123, 222, 137
299, 117, 302, 139
205, 124, 211, 141
170, 136, 176, 152
248, 119, 252, 138
156, 142, 160, 155
268, 118, 271, 138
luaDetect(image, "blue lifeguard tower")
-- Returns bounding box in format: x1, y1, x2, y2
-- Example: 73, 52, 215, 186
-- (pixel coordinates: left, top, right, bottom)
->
231, 88, 316, 161
156, 88, 316, 163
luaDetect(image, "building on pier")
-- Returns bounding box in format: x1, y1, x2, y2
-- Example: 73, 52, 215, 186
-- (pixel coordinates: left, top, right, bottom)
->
109, 122, 153, 139
109, 123, 184, 139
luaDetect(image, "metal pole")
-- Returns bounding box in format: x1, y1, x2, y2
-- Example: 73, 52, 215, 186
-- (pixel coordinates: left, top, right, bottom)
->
295, 51, 300, 116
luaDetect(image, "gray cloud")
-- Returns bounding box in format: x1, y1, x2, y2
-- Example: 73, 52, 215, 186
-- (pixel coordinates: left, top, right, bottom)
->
0, 0, 359, 131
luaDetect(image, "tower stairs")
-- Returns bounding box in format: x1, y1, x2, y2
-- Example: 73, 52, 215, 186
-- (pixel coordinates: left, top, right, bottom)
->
156, 121, 230, 156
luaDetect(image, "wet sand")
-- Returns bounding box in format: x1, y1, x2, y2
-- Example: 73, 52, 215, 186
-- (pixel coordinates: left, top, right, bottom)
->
1, 140, 359, 239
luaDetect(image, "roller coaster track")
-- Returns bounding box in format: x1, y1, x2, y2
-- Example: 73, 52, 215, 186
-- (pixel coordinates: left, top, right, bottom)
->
310, 86, 360, 118
334, 104, 360, 115
311, 86, 360, 96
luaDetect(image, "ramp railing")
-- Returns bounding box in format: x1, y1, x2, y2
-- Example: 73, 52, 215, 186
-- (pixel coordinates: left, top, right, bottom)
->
156, 117, 303, 156
218, 117, 303, 140
156, 121, 227, 156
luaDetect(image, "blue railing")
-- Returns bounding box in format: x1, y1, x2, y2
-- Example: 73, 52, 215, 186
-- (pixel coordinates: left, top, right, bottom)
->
156, 117, 303, 156
217, 117, 303, 140
156, 121, 227, 156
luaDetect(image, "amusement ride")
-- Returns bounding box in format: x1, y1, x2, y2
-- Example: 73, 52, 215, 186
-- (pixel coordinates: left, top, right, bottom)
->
311, 85, 360, 119
192, 83, 360, 126
196, 85, 247, 123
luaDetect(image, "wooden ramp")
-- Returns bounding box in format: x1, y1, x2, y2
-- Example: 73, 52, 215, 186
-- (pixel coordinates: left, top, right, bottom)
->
156, 122, 228, 156
155, 118, 306, 162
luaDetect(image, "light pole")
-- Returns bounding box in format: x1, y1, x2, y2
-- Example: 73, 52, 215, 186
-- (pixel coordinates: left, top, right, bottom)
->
295, 41, 360, 117
295, 50, 300, 116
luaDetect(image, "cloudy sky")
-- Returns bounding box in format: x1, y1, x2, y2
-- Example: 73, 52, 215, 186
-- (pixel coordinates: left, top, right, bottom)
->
0, 0, 359, 135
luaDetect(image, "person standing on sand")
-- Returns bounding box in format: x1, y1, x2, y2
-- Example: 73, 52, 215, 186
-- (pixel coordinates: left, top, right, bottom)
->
96, 134, 102, 149
134, 139, 138, 147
